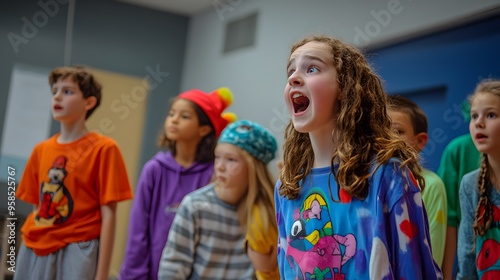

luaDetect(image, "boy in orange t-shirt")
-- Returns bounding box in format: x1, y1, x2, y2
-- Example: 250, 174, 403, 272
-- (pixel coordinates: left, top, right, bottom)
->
15, 66, 133, 280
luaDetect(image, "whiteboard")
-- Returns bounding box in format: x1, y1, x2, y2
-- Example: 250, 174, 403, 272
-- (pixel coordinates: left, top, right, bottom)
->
0, 64, 52, 181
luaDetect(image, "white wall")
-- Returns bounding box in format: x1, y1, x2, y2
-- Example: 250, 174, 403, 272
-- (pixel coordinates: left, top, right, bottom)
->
181, 0, 500, 174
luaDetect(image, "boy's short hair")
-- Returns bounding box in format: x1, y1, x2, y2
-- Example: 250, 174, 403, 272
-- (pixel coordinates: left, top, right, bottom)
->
387, 95, 428, 134
49, 65, 102, 119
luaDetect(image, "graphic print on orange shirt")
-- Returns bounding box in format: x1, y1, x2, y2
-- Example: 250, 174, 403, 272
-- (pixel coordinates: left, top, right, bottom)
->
35, 156, 74, 226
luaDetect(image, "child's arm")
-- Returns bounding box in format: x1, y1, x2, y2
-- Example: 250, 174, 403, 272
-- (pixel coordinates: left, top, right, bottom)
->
247, 245, 278, 273
437, 145, 460, 279
119, 168, 154, 278
245, 205, 279, 279
456, 174, 477, 279
388, 167, 442, 279
422, 178, 447, 267
95, 202, 117, 280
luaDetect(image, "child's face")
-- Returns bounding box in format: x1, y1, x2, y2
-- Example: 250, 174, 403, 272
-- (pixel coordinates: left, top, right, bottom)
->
469, 92, 500, 155
164, 99, 207, 142
51, 77, 92, 123
214, 143, 249, 192
284, 41, 341, 133
388, 110, 420, 151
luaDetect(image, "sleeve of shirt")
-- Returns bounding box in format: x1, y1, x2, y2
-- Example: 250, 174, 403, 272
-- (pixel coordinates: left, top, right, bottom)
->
457, 173, 478, 279
437, 144, 460, 227
274, 181, 287, 279
97, 140, 133, 205
16, 145, 42, 205
388, 167, 442, 279
158, 195, 197, 280
423, 177, 448, 266
246, 205, 276, 255
119, 164, 154, 279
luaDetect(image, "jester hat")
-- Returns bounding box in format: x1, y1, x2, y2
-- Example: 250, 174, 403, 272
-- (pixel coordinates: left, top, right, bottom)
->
178, 87, 236, 137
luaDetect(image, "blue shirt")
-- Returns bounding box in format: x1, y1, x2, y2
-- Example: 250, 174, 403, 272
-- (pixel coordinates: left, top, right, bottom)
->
458, 169, 500, 279
275, 159, 442, 279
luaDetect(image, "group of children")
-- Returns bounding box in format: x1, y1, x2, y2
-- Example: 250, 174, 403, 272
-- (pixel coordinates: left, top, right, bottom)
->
13, 34, 499, 279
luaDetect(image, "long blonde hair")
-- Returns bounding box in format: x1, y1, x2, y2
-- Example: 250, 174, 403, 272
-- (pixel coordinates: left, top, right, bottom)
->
279, 35, 424, 200
470, 79, 500, 237
236, 149, 277, 241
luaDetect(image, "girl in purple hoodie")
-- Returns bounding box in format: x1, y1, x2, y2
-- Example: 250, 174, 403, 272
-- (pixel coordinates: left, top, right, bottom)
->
119, 87, 236, 280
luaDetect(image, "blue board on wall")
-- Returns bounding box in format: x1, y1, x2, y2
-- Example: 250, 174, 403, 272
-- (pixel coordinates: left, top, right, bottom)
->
367, 15, 500, 172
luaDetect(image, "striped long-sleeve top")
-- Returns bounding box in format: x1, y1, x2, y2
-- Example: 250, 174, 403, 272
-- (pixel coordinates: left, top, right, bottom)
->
158, 184, 255, 280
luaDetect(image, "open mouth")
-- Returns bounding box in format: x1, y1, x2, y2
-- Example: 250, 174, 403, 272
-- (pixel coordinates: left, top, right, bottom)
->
476, 133, 487, 140
292, 93, 310, 113
54, 105, 62, 110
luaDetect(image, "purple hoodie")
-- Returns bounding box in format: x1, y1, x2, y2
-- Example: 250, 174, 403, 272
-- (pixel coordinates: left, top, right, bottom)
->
119, 151, 214, 280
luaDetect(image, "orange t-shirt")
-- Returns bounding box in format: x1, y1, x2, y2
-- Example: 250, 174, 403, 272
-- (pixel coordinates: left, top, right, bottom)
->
16, 132, 133, 256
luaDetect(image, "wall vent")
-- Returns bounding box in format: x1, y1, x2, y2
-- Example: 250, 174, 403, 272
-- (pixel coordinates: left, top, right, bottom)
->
223, 12, 258, 53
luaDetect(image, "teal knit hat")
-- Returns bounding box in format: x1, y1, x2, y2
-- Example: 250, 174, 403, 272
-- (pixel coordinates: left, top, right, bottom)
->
218, 120, 277, 164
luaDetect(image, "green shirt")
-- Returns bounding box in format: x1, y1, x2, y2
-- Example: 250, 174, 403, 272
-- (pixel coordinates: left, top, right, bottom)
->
437, 134, 480, 227
422, 169, 447, 267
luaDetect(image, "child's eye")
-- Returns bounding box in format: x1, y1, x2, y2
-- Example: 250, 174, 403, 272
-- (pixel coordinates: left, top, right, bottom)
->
307, 66, 319, 73
287, 69, 295, 77
182, 114, 191, 119
63, 89, 73, 95
487, 112, 497, 119
167, 111, 175, 117
470, 113, 478, 120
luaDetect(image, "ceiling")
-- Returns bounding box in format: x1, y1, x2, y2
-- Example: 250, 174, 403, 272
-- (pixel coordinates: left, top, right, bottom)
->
116, 0, 214, 16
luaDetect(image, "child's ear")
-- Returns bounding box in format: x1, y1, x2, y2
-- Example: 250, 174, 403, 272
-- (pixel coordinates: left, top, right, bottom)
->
198, 125, 212, 137
84, 96, 97, 111
415, 132, 428, 152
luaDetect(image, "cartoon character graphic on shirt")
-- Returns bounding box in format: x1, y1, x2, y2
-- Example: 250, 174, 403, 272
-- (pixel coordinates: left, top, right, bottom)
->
35, 156, 74, 226
286, 192, 356, 280
475, 205, 500, 279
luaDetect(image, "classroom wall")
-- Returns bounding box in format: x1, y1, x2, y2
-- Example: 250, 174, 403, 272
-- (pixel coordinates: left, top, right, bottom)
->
180, 0, 500, 175
0, 0, 188, 276
368, 16, 500, 171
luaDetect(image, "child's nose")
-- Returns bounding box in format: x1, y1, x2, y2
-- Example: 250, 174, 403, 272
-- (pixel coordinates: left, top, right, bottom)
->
53, 91, 62, 100
215, 160, 225, 171
288, 72, 304, 86
474, 116, 485, 128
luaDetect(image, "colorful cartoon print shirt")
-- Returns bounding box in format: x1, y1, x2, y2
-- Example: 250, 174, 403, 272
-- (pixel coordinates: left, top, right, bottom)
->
274, 159, 443, 280
17, 132, 133, 256
458, 169, 500, 279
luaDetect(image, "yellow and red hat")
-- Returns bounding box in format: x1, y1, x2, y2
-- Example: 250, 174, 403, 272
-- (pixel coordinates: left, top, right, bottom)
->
178, 87, 236, 137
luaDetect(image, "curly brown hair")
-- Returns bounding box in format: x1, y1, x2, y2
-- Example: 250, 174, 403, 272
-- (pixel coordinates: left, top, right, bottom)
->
49, 65, 102, 119
157, 98, 217, 163
470, 79, 500, 238
278, 35, 424, 200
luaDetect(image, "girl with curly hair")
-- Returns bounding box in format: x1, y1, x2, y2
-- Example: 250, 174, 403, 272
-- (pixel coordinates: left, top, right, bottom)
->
275, 34, 442, 279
